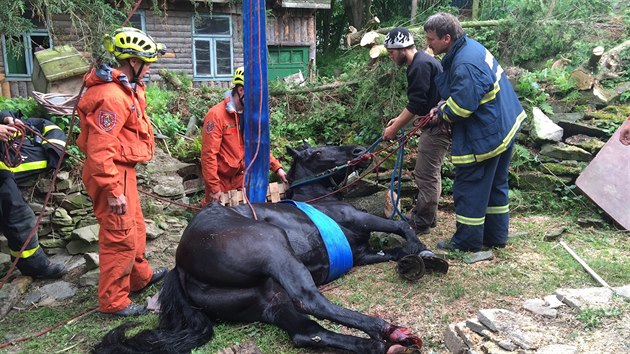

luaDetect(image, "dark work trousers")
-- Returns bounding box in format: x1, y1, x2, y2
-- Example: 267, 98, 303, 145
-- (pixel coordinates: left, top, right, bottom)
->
450, 144, 514, 252
0, 171, 49, 275
410, 125, 451, 230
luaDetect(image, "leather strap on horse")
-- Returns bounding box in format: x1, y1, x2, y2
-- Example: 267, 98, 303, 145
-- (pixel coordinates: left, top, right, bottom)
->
281, 200, 353, 283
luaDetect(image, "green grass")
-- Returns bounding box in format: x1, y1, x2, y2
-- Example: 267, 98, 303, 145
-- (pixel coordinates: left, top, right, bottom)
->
576, 306, 624, 330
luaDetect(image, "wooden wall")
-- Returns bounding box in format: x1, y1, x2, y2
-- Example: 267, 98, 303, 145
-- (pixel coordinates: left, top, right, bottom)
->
1, 3, 319, 97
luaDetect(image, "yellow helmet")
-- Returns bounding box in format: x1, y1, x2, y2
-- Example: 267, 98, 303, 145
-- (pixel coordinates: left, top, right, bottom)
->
232, 67, 244, 86
103, 27, 165, 63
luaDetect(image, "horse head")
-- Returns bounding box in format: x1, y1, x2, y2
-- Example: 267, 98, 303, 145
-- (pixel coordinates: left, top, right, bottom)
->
286, 142, 370, 201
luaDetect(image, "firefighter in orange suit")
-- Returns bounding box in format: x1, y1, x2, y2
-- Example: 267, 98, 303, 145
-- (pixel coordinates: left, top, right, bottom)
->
76, 27, 167, 317
201, 67, 288, 204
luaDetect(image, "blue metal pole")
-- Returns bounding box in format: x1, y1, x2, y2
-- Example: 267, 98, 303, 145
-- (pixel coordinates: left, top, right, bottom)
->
242, 0, 270, 203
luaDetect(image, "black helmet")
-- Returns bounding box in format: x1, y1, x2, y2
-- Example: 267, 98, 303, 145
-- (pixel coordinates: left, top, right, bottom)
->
384, 27, 414, 49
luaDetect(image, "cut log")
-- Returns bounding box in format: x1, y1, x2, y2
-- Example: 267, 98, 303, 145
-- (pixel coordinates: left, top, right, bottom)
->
270, 81, 359, 95
159, 68, 185, 90
570, 69, 594, 91
360, 31, 381, 47
346, 17, 381, 47
598, 40, 630, 79
369, 45, 387, 59
185, 115, 197, 138
588, 46, 605, 71
551, 57, 571, 70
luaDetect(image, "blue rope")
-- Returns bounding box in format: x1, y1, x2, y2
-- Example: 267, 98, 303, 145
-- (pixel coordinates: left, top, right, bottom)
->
364, 136, 383, 154
388, 129, 408, 221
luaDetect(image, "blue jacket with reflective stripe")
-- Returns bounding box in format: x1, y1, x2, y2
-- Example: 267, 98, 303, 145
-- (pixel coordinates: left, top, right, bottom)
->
435, 35, 526, 166
0, 112, 67, 182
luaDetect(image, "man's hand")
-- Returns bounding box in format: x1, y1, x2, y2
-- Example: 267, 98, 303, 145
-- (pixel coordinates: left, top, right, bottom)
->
276, 168, 289, 184
0, 124, 18, 142
383, 118, 399, 140
428, 101, 445, 125
620, 120, 630, 146
108, 194, 128, 215
3, 116, 24, 127
209, 191, 223, 203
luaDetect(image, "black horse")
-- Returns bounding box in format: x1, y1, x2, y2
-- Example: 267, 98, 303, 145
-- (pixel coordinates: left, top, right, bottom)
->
94, 144, 448, 354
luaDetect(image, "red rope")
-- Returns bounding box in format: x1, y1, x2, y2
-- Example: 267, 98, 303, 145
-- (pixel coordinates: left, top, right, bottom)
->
0, 308, 97, 349
0, 0, 163, 344
307, 113, 435, 203
0, 135, 67, 290
1, 125, 26, 168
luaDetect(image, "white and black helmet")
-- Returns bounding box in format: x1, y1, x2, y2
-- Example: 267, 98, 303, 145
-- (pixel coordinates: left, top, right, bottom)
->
384, 27, 414, 49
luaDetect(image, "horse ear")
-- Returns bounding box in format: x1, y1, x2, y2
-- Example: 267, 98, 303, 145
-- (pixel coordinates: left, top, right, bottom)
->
301, 140, 310, 149
287, 147, 299, 158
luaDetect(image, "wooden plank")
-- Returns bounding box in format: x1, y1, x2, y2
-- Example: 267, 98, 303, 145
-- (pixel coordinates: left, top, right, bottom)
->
10, 82, 18, 98
281, 0, 331, 9
269, 183, 280, 202
217, 183, 288, 206
18, 82, 28, 98
575, 122, 630, 230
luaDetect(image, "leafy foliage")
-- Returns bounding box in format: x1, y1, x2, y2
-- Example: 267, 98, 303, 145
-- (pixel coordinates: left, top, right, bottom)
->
0, 0, 168, 61
477, 0, 618, 65
514, 71, 553, 113
0, 96, 46, 118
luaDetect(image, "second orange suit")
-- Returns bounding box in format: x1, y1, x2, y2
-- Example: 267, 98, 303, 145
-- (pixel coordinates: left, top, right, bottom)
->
201, 96, 282, 203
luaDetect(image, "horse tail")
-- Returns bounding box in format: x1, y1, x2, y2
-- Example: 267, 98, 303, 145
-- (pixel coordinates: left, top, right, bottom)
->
93, 267, 214, 354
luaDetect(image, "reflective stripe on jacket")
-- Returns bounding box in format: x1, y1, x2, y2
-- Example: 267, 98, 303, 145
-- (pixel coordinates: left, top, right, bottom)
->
435, 35, 526, 166
0, 114, 67, 182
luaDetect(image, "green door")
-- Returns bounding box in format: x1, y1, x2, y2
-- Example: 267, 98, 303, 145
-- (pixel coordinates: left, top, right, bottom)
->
267, 46, 308, 81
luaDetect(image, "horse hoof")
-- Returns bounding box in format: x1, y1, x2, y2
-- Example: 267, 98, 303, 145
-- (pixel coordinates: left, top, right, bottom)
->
386, 344, 422, 354
422, 255, 449, 274
396, 254, 425, 281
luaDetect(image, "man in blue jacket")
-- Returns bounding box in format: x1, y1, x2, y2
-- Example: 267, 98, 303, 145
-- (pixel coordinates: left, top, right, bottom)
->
423, 13, 527, 252
0, 110, 67, 278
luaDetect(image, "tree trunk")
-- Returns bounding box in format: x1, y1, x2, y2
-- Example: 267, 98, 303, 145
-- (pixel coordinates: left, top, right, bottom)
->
410, 0, 418, 25
472, 0, 480, 20
321, 0, 334, 51
344, 0, 372, 28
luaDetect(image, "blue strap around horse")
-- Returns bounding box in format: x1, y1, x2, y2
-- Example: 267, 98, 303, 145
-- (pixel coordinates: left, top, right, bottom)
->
281, 200, 353, 283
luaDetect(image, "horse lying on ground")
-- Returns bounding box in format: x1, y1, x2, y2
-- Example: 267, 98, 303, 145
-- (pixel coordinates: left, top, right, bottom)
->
94, 144, 448, 354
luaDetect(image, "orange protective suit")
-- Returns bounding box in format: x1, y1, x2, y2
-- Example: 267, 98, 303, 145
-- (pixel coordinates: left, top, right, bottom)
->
201, 96, 282, 203
76, 65, 154, 313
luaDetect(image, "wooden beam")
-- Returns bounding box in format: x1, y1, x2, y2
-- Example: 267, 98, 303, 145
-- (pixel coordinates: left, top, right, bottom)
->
281, 0, 331, 9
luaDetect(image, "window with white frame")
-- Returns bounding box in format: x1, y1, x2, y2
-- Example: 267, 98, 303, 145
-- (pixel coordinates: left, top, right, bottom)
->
192, 14, 233, 80
2, 29, 51, 79
128, 10, 146, 32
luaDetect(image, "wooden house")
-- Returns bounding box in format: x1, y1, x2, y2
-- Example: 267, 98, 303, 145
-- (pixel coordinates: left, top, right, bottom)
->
0, 0, 330, 98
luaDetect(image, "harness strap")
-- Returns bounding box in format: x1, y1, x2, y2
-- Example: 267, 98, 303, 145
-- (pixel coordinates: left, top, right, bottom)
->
281, 200, 353, 283
289, 164, 350, 189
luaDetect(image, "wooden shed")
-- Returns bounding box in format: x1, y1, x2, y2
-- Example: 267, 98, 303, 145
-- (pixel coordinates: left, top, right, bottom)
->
0, 0, 331, 98
31, 45, 90, 95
